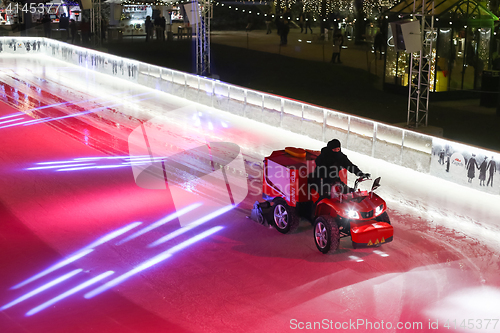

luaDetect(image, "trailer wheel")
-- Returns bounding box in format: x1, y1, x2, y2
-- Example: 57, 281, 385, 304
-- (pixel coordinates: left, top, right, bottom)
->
314, 215, 340, 254
272, 198, 299, 234
375, 212, 391, 224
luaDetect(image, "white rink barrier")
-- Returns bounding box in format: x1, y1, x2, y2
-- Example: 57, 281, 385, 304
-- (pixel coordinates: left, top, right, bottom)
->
1, 37, 499, 195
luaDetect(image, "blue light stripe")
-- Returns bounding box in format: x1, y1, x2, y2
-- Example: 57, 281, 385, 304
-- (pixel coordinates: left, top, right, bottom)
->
12, 221, 141, 290
12, 251, 92, 290
27, 163, 95, 170
84, 226, 224, 299
0, 117, 24, 125
0, 118, 49, 129
2, 269, 82, 310
83, 222, 142, 250
26, 271, 115, 316
117, 203, 203, 245
149, 206, 233, 247
0, 113, 24, 120
56, 164, 130, 172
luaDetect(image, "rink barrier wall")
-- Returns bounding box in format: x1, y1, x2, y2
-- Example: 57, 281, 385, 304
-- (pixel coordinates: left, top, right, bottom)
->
1, 37, 498, 195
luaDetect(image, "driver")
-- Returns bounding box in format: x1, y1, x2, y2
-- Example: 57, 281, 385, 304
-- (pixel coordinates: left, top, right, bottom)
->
310, 139, 370, 196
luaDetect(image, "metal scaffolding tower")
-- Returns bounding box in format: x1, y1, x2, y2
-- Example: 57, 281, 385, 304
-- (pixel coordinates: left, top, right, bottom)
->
407, 0, 435, 128
195, 0, 211, 76
91, 0, 102, 48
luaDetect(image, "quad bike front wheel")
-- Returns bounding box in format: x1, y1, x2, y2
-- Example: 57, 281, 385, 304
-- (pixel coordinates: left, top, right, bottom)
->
272, 197, 299, 234
314, 215, 340, 253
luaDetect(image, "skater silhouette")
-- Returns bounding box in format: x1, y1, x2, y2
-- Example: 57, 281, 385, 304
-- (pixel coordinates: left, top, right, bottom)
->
479, 157, 488, 186
487, 156, 496, 187
466, 154, 478, 183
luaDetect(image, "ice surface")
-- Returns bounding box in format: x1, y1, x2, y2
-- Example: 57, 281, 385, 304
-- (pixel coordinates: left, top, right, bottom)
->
1, 54, 500, 333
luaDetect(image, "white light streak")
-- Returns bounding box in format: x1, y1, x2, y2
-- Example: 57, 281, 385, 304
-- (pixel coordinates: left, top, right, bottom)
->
117, 203, 203, 245
149, 205, 232, 247
0, 117, 24, 125
0, 113, 24, 120
27, 163, 95, 170
83, 221, 142, 250
26, 271, 115, 316
85, 226, 223, 299
2, 269, 82, 310
12, 251, 92, 290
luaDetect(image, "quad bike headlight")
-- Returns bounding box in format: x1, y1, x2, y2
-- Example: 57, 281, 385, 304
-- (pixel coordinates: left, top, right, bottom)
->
347, 210, 359, 219
375, 204, 383, 216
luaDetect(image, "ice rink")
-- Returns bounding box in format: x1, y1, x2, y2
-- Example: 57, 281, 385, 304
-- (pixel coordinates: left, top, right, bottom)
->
1, 54, 500, 333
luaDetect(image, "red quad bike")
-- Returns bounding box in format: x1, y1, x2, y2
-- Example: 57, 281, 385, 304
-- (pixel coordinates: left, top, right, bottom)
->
250, 147, 394, 253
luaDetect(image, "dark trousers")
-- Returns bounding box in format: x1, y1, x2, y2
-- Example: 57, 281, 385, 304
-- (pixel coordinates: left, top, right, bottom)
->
487, 173, 494, 186
280, 34, 288, 45
374, 45, 384, 59
146, 28, 153, 42
305, 22, 312, 34
331, 52, 340, 63
156, 27, 165, 41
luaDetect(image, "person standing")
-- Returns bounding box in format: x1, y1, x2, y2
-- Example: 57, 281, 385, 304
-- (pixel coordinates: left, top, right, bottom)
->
42, 14, 51, 38
265, 13, 272, 34
69, 19, 77, 44
59, 13, 69, 40
479, 157, 488, 186
298, 12, 305, 33
145, 16, 153, 42
304, 12, 313, 34
101, 18, 108, 41
245, 13, 253, 32
279, 19, 289, 46
373, 31, 384, 60
81, 18, 90, 45
438, 149, 445, 165
331, 30, 343, 63
466, 154, 478, 183
487, 156, 496, 187
154, 14, 166, 41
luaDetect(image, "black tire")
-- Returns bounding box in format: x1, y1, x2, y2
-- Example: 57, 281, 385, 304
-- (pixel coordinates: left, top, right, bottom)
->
375, 212, 391, 224
313, 215, 340, 253
271, 197, 299, 234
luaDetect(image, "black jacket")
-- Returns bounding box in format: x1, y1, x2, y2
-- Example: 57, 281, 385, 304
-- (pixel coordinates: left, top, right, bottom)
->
313, 147, 363, 183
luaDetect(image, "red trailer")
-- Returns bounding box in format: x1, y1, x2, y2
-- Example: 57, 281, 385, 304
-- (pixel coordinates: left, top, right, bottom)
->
251, 147, 393, 253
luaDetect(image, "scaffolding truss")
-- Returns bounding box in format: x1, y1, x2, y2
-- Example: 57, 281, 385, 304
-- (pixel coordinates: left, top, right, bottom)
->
407, 1, 435, 128
91, 0, 102, 48
195, 0, 211, 76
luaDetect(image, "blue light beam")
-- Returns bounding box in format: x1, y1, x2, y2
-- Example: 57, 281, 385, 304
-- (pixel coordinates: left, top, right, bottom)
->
23, 92, 153, 127
148, 206, 233, 247
83, 222, 142, 250
84, 226, 224, 299
117, 203, 203, 245
27, 163, 95, 170
0, 118, 50, 129
1, 269, 82, 310
0, 92, 152, 130
0, 113, 24, 120
12, 222, 141, 290
12, 251, 92, 290
0, 117, 24, 125
56, 164, 130, 172
26, 271, 115, 316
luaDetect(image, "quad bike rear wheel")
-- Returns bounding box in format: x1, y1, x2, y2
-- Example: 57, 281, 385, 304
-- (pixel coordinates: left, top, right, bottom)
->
314, 215, 340, 253
272, 197, 299, 234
